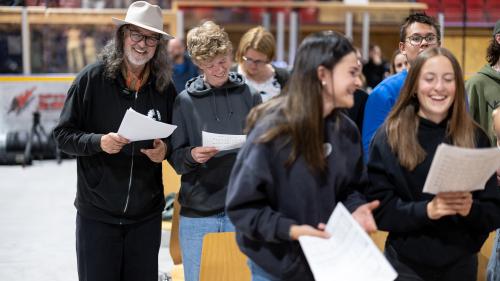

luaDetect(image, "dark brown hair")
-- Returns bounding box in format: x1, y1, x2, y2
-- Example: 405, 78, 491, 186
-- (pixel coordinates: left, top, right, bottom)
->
246, 31, 355, 172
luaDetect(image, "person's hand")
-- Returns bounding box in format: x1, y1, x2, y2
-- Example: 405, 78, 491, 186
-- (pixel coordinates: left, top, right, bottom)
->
439, 191, 473, 217
191, 146, 218, 163
141, 139, 167, 163
427, 192, 471, 219
100, 133, 129, 154
289, 223, 330, 241
352, 200, 380, 233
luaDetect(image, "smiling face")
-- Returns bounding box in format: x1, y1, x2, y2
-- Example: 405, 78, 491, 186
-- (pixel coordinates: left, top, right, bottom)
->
416, 55, 456, 123
197, 54, 232, 87
319, 52, 362, 113
123, 25, 158, 67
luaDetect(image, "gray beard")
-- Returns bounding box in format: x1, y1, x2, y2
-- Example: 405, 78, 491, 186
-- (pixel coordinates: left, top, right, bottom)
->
125, 47, 152, 66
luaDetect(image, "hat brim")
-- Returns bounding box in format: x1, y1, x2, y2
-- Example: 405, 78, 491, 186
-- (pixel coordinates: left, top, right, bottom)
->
112, 18, 174, 39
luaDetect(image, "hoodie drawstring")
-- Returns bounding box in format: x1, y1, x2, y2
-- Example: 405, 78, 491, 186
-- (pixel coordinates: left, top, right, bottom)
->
211, 89, 234, 122
211, 91, 221, 122
225, 88, 234, 120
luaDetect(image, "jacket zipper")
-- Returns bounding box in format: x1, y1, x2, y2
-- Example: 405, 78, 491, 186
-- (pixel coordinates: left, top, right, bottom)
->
122, 91, 139, 215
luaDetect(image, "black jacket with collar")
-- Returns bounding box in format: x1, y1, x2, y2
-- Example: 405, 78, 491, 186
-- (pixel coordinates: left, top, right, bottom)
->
54, 61, 177, 224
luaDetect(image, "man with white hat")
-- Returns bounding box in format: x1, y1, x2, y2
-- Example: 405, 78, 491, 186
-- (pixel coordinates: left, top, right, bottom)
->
53, 2, 176, 280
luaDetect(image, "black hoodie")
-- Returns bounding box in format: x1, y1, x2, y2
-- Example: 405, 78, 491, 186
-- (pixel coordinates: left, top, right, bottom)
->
168, 72, 262, 217
366, 117, 500, 268
226, 109, 367, 281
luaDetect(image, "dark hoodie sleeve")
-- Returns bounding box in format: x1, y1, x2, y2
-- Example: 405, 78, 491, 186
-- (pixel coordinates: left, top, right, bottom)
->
167, 94, 199, 174
341, 159, 368, 213
162, 82, 178, 160
366, 129, 432, 232
252, 87, 263, 107
53, 73, 103, 156
339, 117, 368, 213
226, 130, 297, 243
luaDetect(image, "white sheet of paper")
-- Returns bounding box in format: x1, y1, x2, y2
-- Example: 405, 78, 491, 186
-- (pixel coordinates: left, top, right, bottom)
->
117, 108, 177, 142
423, 143, 500, 194
299, 203, 397, 281
202, 131, 246, 151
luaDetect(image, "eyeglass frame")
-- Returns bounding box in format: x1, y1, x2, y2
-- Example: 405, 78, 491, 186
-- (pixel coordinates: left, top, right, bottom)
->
405, 34, 439, 47
126, 27, 161, 47
242, 56, 269, 67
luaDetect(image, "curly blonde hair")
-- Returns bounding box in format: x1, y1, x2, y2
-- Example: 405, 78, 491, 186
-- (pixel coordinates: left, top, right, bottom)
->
186, 21, 232, 64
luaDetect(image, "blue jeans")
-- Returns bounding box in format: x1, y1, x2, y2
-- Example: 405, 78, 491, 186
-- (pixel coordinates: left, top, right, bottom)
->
179, 213, 235, 281
488, 229, 500, 281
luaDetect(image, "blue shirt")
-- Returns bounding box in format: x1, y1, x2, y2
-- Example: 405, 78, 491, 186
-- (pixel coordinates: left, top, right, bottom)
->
362, 70, 408, 161
172, 53, 199, 93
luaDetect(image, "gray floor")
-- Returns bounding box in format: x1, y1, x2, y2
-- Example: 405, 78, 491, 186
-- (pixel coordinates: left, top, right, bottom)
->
0, 159, 173, 281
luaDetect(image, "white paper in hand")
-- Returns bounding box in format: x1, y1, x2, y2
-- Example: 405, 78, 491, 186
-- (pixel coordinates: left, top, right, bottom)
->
299, 203, 397, 281
202, 131, 246, 151
423, 143, 500, 194
117, 108, 177, 142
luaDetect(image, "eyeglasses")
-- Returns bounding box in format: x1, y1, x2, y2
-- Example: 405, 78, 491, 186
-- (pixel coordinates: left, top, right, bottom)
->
242, 56, 268, 66
406, 34, 438, 46
128, 29, 160, 47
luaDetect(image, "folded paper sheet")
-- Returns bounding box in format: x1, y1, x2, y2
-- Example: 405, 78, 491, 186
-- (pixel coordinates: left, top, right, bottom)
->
299, 203, 397, 281
117, 108, 177, 142
423, 144, 500, 194
202, 131, 246, 151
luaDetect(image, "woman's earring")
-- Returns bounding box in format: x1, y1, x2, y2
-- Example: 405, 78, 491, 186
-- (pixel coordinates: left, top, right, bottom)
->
322, 81, 326, 86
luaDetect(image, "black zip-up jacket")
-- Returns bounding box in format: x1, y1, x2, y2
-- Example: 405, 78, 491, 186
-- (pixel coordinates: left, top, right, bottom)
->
366, 117, 500, 268
226, 109, 367, 281
168, 72, 262, 217
53, 62, 176, 224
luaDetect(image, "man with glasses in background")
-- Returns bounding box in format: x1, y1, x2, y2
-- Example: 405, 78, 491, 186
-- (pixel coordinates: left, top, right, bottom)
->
362, 13, 440, 161
53, 2, 177, 280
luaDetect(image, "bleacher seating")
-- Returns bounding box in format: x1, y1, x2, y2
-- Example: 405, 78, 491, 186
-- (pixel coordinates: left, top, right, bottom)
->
417, 0, 498, 25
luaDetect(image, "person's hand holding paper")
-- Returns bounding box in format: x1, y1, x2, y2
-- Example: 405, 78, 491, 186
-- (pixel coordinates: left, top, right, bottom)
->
140, 138, 167, 163
101, 132, 130, 154
298, 203, 397, 281
427, 191, 473, 219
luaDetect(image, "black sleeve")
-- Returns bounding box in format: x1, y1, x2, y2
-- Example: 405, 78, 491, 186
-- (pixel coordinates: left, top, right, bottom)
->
163, 82, 178, 160
274, 66, 290, 89
226, 131, 297, 243
53, 74, 103, 156
366, 129, 432, 233
167, 94, 199, 174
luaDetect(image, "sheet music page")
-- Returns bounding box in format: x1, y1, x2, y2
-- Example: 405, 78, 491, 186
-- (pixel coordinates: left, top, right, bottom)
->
201, 131, 246, 151
422, 144, 500, 194
299, 203, 397, 281
117, 108, 177, 142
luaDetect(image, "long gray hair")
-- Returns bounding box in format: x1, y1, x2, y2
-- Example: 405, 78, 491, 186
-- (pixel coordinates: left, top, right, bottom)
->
98, 25, 172, 92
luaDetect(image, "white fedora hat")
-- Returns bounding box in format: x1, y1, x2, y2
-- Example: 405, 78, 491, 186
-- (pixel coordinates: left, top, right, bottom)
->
112, 1, 173, 39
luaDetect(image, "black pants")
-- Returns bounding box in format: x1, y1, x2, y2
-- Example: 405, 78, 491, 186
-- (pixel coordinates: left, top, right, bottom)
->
385, 245, 477, 281
76, 213, 162, 281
